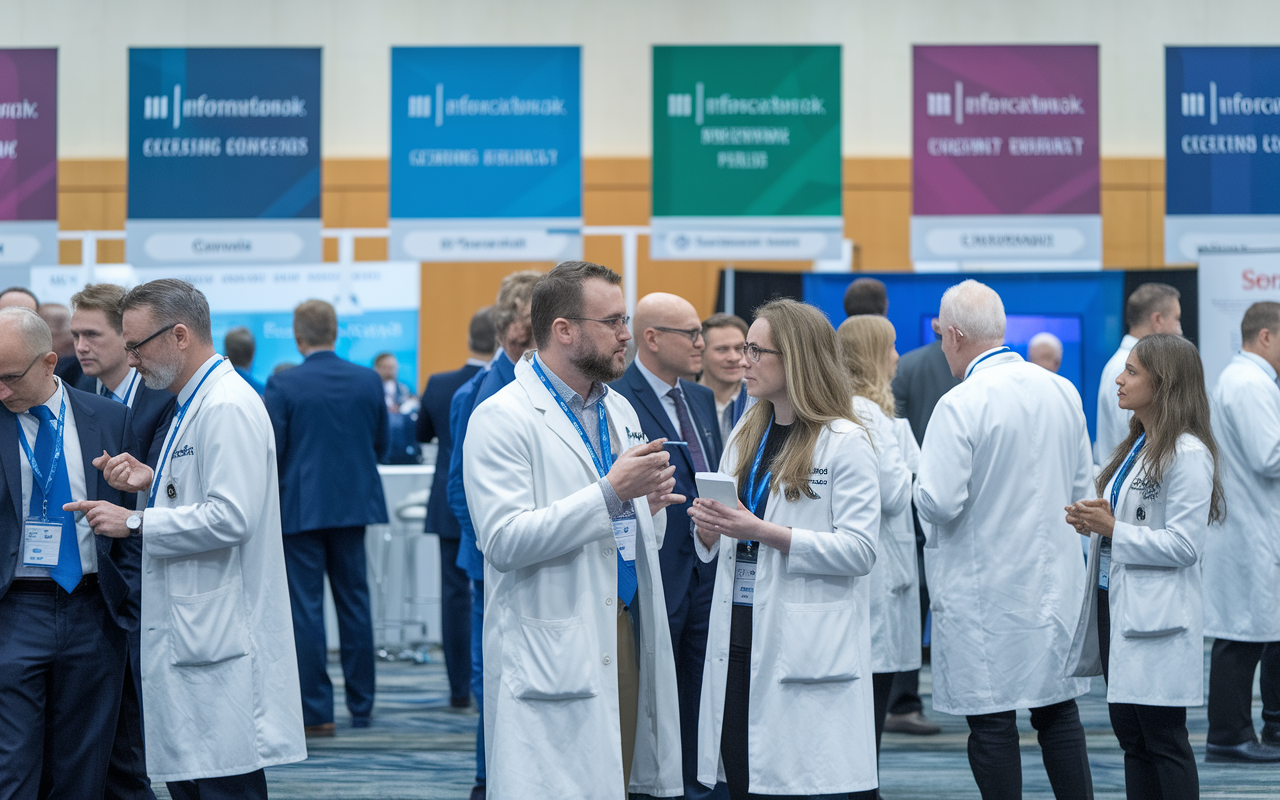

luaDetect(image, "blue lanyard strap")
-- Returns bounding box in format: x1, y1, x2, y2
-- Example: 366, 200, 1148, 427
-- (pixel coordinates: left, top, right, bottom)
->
149, 360, 221, 509
1109, 433, 1147, 512
16, 393, 66, 518
964, 346, 1013, 380
745, 415, 774, 516
119, 370, 139, 404
531, 357, 612, 478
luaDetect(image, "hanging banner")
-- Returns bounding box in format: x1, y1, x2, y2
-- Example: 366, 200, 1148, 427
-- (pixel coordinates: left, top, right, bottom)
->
1198, 249, 1280, 388
127, 48, 322, 267
911, 45, 1101, 271
30, 262, 420, 389
0, 48, 57, 286
1166, 47, 1280, 264
650, 45, 842, 261
389, 47, 581, 262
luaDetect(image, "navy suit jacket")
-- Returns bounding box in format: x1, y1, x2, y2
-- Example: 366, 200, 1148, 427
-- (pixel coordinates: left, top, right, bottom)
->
610, 362, 723, 612
126, 382, 178, 473
416, 362, 483, 540
265, 350, 390, 535
0, 387, 140, 631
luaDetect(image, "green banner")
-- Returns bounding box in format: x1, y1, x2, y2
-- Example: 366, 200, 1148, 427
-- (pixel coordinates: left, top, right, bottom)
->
651, 45, 842, 260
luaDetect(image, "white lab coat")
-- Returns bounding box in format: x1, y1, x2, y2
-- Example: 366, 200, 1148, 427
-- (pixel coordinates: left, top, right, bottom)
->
1095, 335, 1137, 466
1067, 434, 1213, 706
1204, 352, 1280, 641
914, 349, 1093, 716
852, 397, 921, 674
139, 357, 306, 781
463, 356, 682, 799
695, 418, 880, 795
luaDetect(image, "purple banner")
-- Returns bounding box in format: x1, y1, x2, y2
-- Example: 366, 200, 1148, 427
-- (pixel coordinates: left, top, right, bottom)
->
0, 49, 56, 221
913, 45, 1099, 216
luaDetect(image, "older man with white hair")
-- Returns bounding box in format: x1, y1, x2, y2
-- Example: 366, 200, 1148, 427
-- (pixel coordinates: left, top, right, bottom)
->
1028, 331, 1063, 373
915, 279, 1095, 799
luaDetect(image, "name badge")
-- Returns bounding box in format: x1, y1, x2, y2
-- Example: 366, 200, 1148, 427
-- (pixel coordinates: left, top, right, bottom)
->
1097, 539, 1112, 592
612, 514, 637, 563
733, 543, 757, 607
22, 518, 62, 568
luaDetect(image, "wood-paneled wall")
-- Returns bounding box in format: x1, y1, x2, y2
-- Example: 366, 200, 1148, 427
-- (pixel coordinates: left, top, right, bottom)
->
56, 156, 1166, 380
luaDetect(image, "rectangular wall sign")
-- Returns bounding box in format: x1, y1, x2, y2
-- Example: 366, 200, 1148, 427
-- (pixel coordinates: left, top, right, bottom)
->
651, 45, 842, 261
0, 48, 57, 286
912, 45, 1101, 271
127, 48, 322, 266
389, 46, 581, 263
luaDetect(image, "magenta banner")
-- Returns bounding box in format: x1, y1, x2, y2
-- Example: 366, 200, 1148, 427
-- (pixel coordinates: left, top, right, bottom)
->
0, 48, 56, 222
911, 45, 1100, 269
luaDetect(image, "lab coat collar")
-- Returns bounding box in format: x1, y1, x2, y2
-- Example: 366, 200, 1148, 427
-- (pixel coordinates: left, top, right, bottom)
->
516, 354, 613, 478
963, 346, 1021, 380
1119, 334, 1139, 353
176, 354, 227, 405
1238, 350, 1279, 382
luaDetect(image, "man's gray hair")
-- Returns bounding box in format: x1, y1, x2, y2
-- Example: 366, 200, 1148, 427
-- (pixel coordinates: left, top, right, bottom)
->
0, 307, 53, 358
120, 279, 213, 344
1029, 331, 1063, 356
939, 279, 1006, 344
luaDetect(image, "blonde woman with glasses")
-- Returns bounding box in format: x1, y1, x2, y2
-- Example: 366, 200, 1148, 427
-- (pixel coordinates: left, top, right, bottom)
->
836, 315, 921, 777
689, 299, 881, 800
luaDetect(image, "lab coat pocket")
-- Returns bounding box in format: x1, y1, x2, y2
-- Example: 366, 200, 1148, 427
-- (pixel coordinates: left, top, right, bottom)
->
169, 581, 250, 667
776, 599, 860, 684
506, 615, 601, 700
1119, 566, 1187, 639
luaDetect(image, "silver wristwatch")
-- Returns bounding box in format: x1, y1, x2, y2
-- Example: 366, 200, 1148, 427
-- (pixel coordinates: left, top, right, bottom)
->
126, 513, 143, 537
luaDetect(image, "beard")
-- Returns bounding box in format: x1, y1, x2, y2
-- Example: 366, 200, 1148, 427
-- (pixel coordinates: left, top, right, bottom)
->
571, 341, 625, 384
140, 352, 183, 390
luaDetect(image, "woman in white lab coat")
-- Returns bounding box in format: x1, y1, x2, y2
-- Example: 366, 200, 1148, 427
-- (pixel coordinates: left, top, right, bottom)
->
836, 315, 919, 769
689, 299, 881, 800
1066, 333, 1225, 800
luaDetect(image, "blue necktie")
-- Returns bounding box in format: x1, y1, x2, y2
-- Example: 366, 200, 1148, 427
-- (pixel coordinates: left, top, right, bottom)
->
99, 383, 113, 399
667, 385, 710, 473
28, 405, 81, 593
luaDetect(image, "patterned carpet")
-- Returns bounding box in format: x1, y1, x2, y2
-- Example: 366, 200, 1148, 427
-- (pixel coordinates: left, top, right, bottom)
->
149, 643, 1279, 799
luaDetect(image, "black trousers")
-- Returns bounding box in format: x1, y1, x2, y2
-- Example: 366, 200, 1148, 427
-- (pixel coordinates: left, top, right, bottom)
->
1207, 638, 1280, 746
167, 769, 268, 800
886, 505, 929, 716
872, 672, 895, 758
1099, 588, 1198, 800
104, 627, 155, 800
965, 700, 1092, 800
437, 536, 473, 703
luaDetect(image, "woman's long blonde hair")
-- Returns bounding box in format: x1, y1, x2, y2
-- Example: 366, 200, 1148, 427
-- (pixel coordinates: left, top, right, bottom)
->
731, 299, 857, 502
1096, 333, 1225, 523
837, 315, 897, 417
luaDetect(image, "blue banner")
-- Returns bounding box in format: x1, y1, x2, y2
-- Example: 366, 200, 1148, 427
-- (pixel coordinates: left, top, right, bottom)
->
129, 48, 321, 220
389, 47, 581, 262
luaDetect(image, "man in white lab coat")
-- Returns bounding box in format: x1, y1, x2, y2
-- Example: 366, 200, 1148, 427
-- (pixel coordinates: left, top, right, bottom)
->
1204, 301, 1280, 762
915, 279, 1095, 799
463, 261, 684, 799
66, 279, 306, 799
1095, 283, 1182, 466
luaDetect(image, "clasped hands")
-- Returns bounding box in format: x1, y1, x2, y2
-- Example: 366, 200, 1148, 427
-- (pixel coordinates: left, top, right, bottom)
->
606, 439, 685, 513
1064, 498, 1116, 538
62, 450, 154, 539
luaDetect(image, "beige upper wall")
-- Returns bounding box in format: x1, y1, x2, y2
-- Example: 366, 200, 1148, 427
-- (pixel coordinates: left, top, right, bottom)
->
4, 0, 1278, 159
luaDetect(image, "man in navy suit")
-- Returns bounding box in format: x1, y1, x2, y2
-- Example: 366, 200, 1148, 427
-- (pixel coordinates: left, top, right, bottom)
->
610, 292, 726, 800
71, 282, 178, 800
0, 307, 140, 798
265, 299, 389, 736
416, 306, 494, 708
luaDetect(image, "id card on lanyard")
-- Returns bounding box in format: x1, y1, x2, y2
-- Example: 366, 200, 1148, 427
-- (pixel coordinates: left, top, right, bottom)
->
149, 360, 221, 509
18, 395, 67, 568
1099, 433, 1146, 591
733, 417, 774, 607
530, 358, 637, 563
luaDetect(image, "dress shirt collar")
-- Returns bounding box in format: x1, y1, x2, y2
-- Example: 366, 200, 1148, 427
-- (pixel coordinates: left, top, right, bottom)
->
634, 356, 677, 398
465, 357, 489, 368
533, 352, 607, 411
1240, 350, 1279, 382
29, 376, 65, 419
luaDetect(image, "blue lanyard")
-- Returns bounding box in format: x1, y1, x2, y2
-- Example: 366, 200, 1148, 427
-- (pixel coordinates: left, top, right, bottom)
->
964, 346, 1013, 380
531, 357, 612, 478
16, 394, 66, 519
118, 370, 139, 404
1110, 433, 1147, 511
745, 415, 774, 515
149, 360, 221, 509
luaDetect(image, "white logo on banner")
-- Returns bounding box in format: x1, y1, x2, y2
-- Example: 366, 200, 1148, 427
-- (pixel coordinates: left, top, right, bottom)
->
141, 85, 307, 130
924, 80, 1087, 126
406, 83, 568, 128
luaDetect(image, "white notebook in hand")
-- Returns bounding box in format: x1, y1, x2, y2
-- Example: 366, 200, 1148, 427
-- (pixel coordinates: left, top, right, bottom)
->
694, 472, 739, 509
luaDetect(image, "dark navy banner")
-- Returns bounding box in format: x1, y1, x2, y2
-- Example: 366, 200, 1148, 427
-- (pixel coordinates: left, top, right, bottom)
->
389, 46, 581, 262
129, 48, 320, 220
1165, 47, 1280, 262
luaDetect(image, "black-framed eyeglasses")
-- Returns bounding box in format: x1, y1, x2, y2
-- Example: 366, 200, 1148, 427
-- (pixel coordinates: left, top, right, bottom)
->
566, 315, 631, 332
125, 323, 177, 359
0, 351, 45, 385
653, 325, 703, 344
738, 343, 782, 363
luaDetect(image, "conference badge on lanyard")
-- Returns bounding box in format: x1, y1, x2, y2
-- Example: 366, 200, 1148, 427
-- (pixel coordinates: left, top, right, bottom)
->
19, 396, 67, 568
1099, 433, 1146, 592
733, 420, 774, 607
